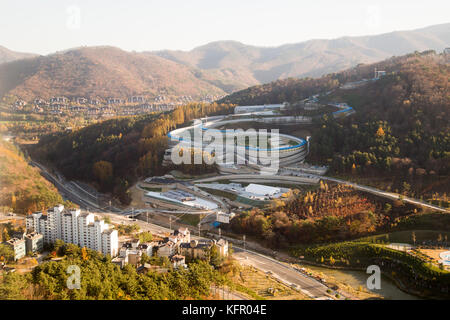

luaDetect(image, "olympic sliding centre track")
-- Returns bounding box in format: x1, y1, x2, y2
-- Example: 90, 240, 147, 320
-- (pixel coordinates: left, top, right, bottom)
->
166, 100, 355, 171
167, 115, 310, 168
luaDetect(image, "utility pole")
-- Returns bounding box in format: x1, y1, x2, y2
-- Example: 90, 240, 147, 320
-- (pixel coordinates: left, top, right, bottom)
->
198, 223, 201, 237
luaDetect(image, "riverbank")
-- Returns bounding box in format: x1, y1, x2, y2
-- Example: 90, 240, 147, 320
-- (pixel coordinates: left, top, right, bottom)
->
290, 242, 450, 299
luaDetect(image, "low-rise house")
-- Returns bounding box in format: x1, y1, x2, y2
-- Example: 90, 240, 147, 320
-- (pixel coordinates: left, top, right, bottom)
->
215, 239, 229, 257
127, 250, 142, 266
139, 242, 157, 256
74, 97, 88, 104
50, 97, 68, 104
119, 247, 131, 259
111, 256, 127, 268
167, 234, 180, 244
130, 239, 140, 249
179, 239, 229, 261
137, 263, 168, 274
179, 240, 212, 260
15, 100, 26, 107
107, 98, 123, 105
174, 227, 190, 243
157, 241, 178, 257
170, 255, 186, 269
89, 99, 100, 105
117, 240, 158, 267
128, 96, 145, 103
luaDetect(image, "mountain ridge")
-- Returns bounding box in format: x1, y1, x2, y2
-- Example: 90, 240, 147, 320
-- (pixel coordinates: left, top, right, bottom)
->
0, 23, 449, 101
0, 45, 38, 64
155, 23, 450, 85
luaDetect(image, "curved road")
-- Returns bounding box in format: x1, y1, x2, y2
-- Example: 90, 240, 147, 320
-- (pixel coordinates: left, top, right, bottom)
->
321, 176, 449, 213
194, 174, 449, 213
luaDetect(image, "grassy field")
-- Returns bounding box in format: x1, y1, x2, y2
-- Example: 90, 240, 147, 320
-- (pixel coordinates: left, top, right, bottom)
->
358, 230, 450, 245
139, 186, 162, 192
230, 266, 310, 300
198, 187, 238, 201
175, 213, 202, 226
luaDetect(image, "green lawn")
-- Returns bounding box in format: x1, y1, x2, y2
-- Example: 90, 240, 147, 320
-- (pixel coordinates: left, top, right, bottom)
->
358, 230, 450, 245
198, 187, 238, 201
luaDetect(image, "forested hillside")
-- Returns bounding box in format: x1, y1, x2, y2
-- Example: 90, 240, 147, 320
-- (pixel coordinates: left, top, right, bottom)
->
0, 243, 227, 300
157, 23, 450, 87
28, 103, 235, 204
0, 45, 37, 64
0, 46, 225, 101
229, 182, 419, 247
0, 138, 65, 214
221, 52, 450, 199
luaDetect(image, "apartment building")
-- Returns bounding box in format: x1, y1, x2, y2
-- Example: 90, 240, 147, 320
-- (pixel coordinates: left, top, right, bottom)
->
24, 232, 44, 254
101, 228, 119, 257
5, 238, 26, 261
62, 209, 81, 244
26, 205, 118, 257
78, 212, 95, 248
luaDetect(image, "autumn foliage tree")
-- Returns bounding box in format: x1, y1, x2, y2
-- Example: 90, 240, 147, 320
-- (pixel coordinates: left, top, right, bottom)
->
30, 102, 235, 204
92, 160, 113, 191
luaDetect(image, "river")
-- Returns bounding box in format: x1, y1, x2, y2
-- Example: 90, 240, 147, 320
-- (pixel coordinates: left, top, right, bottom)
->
306, 265, 420, 300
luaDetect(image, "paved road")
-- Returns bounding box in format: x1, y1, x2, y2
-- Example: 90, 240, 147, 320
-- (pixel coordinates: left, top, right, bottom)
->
81, 209, 334, 299
320, 176, 449, 213
30, 160, 447, 301
194, 174, 319, 185
195, 173, 449, 213
30, 161, 122, 213
233, 248, 332, 299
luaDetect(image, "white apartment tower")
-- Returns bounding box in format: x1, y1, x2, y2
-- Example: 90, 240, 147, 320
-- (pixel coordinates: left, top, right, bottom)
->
87, 220, 107, 252
26, 205, 118, 257
102, 229, 119, 257
78, 212, 95, 248
62, 209, 81, 244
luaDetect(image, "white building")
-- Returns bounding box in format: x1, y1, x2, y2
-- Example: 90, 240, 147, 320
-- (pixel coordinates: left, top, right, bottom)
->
26, 205, 118, 257
216, 211, 235, 224
102, 229, 119, 257
62, 209, 81, 244
244, 184, 281, 197
157, 241, 177, 257
5, 238, 26, 261
78, 212, 95, 248
234, 104, 286, 114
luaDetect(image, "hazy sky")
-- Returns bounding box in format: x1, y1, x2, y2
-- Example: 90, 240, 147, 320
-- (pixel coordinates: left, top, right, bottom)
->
1, 0, 449, 55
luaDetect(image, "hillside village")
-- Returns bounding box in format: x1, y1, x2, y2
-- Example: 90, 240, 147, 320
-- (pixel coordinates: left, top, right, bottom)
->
7, 94, 225, 119
1, 204, 229, 275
